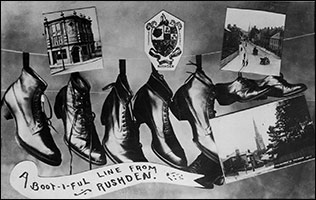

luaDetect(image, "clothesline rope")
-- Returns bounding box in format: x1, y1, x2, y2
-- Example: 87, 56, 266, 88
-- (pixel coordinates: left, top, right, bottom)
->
0, 48, 221, 59
1, 32, 314, 59
283, 32, 315, 41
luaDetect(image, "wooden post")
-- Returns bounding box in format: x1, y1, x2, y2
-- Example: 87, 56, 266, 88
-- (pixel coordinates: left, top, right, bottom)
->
23, 52, 30, 69
119, 59, 126, 75
196, 54, 202, 70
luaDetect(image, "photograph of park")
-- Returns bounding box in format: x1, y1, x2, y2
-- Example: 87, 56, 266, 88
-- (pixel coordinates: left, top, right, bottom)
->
210, 95, 315, 184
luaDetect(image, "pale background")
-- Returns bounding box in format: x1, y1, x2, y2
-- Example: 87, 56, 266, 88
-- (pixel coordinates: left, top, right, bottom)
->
1, 1, 315, 198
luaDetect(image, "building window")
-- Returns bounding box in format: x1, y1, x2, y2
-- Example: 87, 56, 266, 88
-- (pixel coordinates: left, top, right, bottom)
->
51, 25, 56, 36
53, 49, 67, 59
56, 23, 61, 36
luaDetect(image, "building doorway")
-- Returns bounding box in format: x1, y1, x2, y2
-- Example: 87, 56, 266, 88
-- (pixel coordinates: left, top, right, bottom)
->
72, 46, 80, 63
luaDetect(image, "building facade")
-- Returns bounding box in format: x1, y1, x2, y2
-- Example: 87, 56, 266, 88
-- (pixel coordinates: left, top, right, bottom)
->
269, 32, 281, 51
44, 11, 95, 67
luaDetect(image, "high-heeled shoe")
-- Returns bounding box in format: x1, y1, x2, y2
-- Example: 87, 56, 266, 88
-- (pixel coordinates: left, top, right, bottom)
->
171, 66, 219, 163
1, 66, 61, 166
100, 71, 148, 163
133, 68, 187, 169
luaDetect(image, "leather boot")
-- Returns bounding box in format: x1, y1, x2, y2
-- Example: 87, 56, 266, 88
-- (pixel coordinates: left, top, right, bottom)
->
170, 67, 219, 163
255, 73, 307, 98
215, 75, 271, 106
1, 67, 61, 166
133, 69, 187, 169
186, 153, 225, 188
54, 72, 106, 165
100, 72, 147, 163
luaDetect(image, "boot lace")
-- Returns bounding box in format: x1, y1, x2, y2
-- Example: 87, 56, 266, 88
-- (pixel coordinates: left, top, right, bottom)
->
32, 90, 58, 135
67, 92, 95, 175
74, 93, 96, 132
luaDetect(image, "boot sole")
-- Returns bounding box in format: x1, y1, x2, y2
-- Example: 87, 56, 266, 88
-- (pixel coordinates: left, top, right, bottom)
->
64, 136, 106, 166
151, 144, 187, 170
15, 134, 62, 166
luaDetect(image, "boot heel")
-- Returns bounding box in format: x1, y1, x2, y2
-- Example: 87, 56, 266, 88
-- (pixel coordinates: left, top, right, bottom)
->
1, 100, 13, 120
54, 86, 67, 119
214, 85, 238, 106
215, 93, 237, 106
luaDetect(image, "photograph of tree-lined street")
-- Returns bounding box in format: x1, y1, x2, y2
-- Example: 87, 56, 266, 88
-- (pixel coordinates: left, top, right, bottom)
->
220, 8, 286, 76
210, 95, 315, 184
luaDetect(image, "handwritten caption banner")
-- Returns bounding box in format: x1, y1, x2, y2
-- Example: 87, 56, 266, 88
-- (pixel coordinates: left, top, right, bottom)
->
10, 161, 203, 199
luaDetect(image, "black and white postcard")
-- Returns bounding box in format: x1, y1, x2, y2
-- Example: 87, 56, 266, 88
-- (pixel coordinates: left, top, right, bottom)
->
220, 8, 286, 76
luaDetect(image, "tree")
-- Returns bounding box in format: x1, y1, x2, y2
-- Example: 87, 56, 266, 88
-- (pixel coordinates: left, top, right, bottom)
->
266, 97, 315, 161
248, 26, 259, 41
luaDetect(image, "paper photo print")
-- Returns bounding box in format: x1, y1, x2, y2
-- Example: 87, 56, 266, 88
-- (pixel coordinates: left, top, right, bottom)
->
210, 95, 315, 184
220, 8, 286, 76
43, 7, 103, 76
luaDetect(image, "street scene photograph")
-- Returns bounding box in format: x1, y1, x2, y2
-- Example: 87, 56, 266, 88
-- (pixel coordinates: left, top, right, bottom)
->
43, 7, 103, 76
210, 95, 315, 184
220, 8, 286, 76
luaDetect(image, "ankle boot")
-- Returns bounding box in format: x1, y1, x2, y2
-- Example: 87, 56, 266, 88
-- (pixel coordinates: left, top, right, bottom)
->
133, 70, 187, 169
1, 67, 61, 166
100, 73, 147, 163
170, 67, 219, 163
54, 72, 106, 165
186, 153, 224, 188
255, 73, 307, 98
215, 76, 271, 105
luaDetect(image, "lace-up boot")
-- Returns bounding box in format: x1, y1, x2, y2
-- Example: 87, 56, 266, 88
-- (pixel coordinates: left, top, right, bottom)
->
133, 69, 187, 169
215, 75, 270, 105
101, 73, 147, 163
171, 67, 219, 163
1, 67, 61, 166
54, 72, 106, 165
255, 73, 307, 98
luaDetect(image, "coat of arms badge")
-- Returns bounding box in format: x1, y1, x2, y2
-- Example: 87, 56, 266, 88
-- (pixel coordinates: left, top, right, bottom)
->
145, 10, 184, 71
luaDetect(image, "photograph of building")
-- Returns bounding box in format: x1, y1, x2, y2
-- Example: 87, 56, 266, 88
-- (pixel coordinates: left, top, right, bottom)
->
210, 95, 315, 184
43, 7, 103, 76
220, 8, 286, 76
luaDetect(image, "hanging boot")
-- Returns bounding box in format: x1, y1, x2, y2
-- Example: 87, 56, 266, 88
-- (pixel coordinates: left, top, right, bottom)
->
1, 67, 61, 166
186, 153, 225, 188
170, 65, 219, 164
133, 68, 187, 169
100, 70, 147, 163
214, 75, 271, 105
255, 73, 307, 98
54, 72, 106, 166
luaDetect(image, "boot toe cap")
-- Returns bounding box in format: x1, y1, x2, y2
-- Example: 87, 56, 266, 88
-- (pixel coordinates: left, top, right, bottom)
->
89, 151, 107, 165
